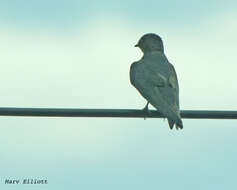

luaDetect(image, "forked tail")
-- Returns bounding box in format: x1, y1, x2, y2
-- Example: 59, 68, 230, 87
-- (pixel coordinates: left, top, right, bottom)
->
168, 118, 183, 130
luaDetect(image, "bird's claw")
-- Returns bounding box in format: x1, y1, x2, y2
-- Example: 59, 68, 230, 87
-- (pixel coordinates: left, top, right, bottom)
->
143, 102, 151, 120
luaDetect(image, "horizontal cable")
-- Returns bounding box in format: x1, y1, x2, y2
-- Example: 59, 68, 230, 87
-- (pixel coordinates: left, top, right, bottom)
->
0, 107, 236, 119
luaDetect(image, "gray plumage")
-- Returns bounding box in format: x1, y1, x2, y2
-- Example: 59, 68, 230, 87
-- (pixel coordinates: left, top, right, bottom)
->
130, 33, 183, 129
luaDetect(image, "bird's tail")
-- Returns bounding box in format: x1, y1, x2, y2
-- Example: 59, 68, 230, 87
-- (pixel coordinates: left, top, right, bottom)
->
168, 118, 183, 130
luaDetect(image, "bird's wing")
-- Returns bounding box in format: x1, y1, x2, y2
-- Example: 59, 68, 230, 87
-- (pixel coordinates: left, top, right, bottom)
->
158, 62, 182, 128
148, 62, 180, 113
167, 62, 180, 107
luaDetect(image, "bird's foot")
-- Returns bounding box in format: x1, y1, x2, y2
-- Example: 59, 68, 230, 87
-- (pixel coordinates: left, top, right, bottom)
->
143, 102, 151, 120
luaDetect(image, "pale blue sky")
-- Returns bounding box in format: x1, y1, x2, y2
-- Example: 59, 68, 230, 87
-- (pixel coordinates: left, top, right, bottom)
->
0, 0, 236, 29
0, 1, 237, 190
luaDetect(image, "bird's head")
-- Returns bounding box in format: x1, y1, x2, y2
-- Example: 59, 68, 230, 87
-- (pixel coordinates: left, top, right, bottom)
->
135, 33, 164, 54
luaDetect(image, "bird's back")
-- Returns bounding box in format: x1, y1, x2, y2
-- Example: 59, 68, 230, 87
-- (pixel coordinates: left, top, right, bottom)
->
130, 52, 182, 129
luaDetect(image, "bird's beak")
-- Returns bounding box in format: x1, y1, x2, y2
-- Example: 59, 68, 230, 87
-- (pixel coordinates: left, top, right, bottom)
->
134, 44, 139, 47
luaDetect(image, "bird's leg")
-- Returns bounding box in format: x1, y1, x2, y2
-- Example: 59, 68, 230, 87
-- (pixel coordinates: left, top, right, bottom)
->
143, 102, 151, 120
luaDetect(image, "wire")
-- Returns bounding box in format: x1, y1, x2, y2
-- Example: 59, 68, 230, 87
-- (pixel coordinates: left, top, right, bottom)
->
0, 107, 236, 119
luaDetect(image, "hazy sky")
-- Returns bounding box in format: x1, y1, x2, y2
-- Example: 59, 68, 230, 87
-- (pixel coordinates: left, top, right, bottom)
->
0, 1, 237, 190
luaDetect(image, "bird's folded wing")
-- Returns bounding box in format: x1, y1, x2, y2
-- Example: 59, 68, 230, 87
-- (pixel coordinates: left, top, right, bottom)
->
167, 63, 180, 107
168, 63, 179, 90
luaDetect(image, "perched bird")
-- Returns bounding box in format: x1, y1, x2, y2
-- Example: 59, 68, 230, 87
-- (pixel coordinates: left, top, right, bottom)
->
130, 33, 183, 129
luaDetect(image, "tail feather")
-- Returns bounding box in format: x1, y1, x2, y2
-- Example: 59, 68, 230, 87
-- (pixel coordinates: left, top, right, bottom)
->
168, 118, 183, 130
168, 119, 175, 129
176, 118, 183, 129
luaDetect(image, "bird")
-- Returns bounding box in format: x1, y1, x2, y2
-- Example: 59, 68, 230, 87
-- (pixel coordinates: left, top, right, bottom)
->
130, 33, 183, 129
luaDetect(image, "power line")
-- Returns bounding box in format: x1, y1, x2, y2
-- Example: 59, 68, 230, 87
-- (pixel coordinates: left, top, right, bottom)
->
0, 107, 237, 119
